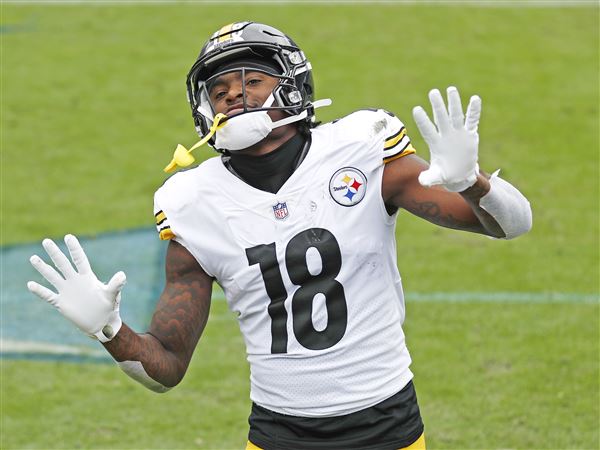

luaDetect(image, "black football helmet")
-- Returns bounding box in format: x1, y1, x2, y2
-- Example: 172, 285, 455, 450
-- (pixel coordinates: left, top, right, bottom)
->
186, 22, 317, 147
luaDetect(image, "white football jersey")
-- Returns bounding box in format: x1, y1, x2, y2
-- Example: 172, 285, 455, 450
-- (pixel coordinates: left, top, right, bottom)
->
154, 109, 416, 417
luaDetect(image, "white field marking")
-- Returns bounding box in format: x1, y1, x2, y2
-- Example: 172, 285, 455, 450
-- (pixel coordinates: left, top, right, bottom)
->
2, 0, 597, 6
0, 339, 107, 357
209, 290, 599, 303
405, 291, 599, 303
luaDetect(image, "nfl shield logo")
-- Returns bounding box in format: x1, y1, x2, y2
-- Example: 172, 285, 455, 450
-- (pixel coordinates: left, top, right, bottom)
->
272, 202, 289, 220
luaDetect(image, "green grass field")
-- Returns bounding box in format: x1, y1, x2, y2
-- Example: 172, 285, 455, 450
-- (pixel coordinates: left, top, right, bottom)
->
1, 2, 598, 449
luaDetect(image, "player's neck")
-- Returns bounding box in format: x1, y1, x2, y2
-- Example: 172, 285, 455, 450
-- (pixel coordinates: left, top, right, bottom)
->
225, 130, 309, 194
236, 123, 299, 157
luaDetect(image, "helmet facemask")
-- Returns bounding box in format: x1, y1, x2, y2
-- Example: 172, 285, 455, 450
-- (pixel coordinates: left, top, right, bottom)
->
196, 66, 301, 132
187, 42, 317, 149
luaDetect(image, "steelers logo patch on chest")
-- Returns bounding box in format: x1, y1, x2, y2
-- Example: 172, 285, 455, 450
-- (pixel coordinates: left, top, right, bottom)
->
329, 167, 367, 207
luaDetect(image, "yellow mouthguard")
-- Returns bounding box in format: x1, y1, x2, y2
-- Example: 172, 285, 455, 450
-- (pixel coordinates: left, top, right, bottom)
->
164, 113, 228, 173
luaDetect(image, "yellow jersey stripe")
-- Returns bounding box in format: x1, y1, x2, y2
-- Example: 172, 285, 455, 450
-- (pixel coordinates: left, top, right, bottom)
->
384, 134, 411, 153
155, 211, 166, 225
383, 146, 416, 164
159, 227, 175, 240
384, 128, 406, 149
384, 126, 404, 142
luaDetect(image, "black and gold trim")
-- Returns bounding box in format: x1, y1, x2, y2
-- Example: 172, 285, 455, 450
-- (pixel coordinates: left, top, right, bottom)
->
158, 226, 175, 241
384, 127, 406, 150
383, 126, 415, 164
155, 210, 175, 240
383, 141, 416, 164
155, 210, 167, 226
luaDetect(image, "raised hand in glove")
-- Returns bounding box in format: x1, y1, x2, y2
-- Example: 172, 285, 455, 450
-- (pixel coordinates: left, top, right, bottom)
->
27, 234, 126, 343
412, 86, 482, 192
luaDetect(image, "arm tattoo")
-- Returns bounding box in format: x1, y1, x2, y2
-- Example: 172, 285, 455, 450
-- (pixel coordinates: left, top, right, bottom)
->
103, 241, 212, 387
407, 199, 483, 232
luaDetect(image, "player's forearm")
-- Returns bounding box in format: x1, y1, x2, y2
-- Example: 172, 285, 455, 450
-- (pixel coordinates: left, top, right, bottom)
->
103, 323, 187, 392
103, 240, 212, 392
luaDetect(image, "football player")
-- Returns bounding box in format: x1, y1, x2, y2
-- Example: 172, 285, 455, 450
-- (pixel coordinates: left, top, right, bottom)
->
27, 22, 532, 450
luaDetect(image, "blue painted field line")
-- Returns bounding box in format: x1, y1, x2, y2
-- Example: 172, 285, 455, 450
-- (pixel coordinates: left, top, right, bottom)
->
2, 290, 596, 363
1, 339, 111, 362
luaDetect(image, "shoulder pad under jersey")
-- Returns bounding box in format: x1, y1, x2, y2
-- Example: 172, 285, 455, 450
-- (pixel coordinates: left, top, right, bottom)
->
329, 109, 416, 163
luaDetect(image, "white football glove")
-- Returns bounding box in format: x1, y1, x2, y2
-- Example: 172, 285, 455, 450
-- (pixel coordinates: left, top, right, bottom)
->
413, 86, 481, 192
27, 234, 126, 343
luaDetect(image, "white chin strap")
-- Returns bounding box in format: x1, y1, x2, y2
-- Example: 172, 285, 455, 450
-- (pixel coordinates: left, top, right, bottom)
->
200, 96, 332, 152
270, 98, 333, 128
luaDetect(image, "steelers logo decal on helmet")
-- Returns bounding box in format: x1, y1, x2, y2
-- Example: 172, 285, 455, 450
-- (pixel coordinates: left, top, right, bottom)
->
329, 167, 367, 207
